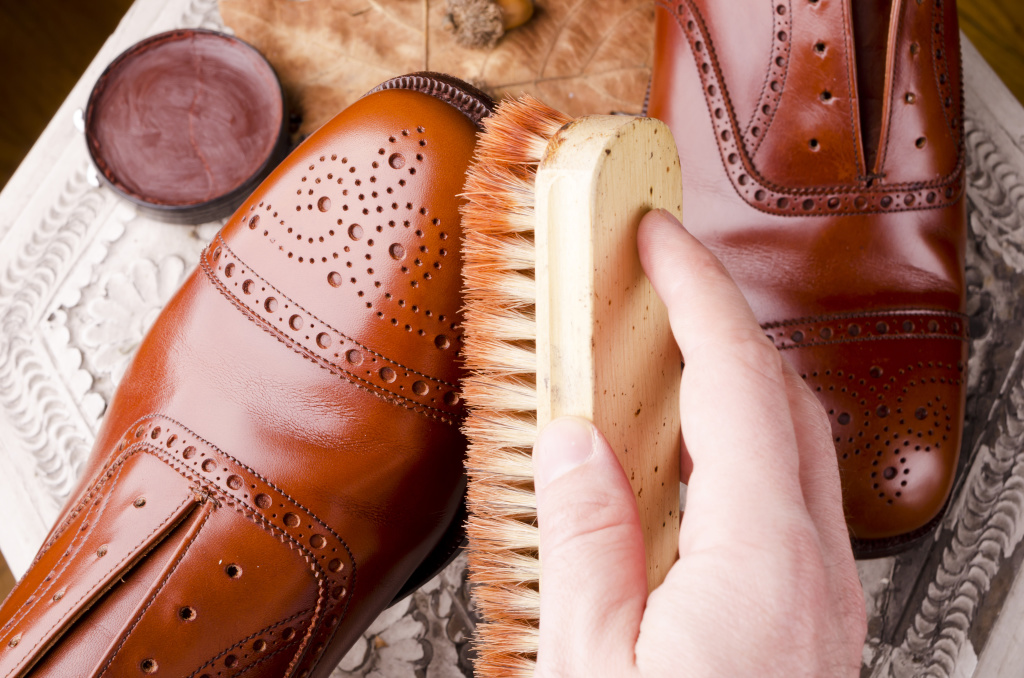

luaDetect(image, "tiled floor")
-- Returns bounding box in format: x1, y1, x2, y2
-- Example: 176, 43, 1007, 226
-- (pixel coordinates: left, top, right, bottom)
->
0, 0, 1022, 601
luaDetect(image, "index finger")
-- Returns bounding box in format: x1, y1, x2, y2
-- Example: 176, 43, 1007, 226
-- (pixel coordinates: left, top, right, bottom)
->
638, 209, 808, 547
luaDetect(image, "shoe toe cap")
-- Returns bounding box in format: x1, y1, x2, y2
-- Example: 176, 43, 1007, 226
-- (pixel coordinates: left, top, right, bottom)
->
768, 311, 968, 542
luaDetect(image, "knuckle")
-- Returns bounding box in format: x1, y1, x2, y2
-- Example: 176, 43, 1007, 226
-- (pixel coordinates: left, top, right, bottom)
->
695, 328, 786, 383
539, 490, 636, 556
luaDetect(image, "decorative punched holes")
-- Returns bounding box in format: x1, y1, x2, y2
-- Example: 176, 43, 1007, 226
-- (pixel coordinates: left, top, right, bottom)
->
100, 415, 356, 676
133, 497, 147, 508
201, 459, 216, 473
140, 658, 158, 674
789, 320, 965, 506
667, 0, 963, 215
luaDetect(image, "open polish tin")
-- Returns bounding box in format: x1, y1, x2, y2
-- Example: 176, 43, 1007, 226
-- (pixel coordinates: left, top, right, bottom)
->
85, 29, 288, 223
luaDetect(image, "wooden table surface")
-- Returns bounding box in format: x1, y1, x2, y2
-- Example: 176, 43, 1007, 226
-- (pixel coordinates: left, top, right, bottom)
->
1, 1, 1024, 676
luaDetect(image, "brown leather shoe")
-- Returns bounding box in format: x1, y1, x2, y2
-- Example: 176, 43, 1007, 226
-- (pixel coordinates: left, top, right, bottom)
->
648, 0, 967, 557
0, 72, 491, 676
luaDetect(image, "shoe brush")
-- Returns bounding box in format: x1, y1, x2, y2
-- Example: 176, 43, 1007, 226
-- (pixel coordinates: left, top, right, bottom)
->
460, 96, 683, 677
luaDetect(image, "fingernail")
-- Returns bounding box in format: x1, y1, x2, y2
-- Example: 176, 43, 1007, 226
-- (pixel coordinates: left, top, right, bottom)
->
534, 416, 596, 492
644, 208, 686, 231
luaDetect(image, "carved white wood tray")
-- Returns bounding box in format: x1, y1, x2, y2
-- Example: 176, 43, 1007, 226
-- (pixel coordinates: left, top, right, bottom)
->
0, 0, 1022, 675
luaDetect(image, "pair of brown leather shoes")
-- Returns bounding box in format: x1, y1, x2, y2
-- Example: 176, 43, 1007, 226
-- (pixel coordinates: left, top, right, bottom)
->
0, 73, 493, 678
0, 0, 969, 670
648, 0, 967, 557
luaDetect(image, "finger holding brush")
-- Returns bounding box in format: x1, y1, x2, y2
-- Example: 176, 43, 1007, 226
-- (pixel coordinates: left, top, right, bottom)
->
461, 98, 684, 676
531, 210, 866, 678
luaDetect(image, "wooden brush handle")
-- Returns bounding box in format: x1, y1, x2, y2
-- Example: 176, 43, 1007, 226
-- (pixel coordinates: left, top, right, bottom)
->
534, 115, 683, 592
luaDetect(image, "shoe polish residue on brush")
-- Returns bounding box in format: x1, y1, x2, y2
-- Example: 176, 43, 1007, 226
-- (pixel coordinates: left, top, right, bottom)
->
461, 96, 572, 678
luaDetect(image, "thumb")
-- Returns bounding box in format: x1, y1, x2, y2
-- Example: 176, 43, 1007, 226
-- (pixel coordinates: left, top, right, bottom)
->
534, 416, 646, 677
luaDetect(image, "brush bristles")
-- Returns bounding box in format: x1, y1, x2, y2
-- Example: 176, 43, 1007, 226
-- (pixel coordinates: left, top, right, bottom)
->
461, 95, 573, 677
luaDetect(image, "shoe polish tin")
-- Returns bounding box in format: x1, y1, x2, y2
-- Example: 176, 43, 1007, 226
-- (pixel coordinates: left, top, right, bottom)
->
85, 29, 288, 224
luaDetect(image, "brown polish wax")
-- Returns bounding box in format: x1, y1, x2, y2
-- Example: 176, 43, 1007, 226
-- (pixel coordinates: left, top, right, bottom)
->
87, 30, 283, 208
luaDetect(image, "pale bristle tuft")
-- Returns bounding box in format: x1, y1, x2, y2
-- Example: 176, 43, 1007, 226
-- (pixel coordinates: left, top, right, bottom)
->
461, 95, 571, 677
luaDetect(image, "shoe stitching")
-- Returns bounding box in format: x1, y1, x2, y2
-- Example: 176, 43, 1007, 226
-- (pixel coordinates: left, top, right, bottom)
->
213, 237, 459, 390
762, 308, 968, 350
186, 608, 312, 678
200, 251, 459, 427
0, 461, 125, 643
4, 411, 363, 676
97, 502, 212, 677
656, 0, 965, 216
137, 447, 330, 678
230, 637, 302, 678
931, 0, 958, 139
761, 308, 969, 328
774, 332, 966, 351
5, 487, 193, 678
11, 412, 350, 677
117, 414, 358, 674
202, 239, 462, 426
837, 0, 867, 173
873, 1, 903, 176
742, 0, 791, 156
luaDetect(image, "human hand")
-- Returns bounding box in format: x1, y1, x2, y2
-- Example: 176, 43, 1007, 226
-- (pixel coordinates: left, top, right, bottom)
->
532, 210, 866, 677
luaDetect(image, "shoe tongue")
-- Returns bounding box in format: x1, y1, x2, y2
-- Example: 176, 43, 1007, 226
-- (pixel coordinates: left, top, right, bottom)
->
851, 0, 896, 174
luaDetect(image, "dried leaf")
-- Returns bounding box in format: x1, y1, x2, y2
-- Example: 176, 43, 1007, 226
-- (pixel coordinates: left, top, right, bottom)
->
220, 0, 653, 135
